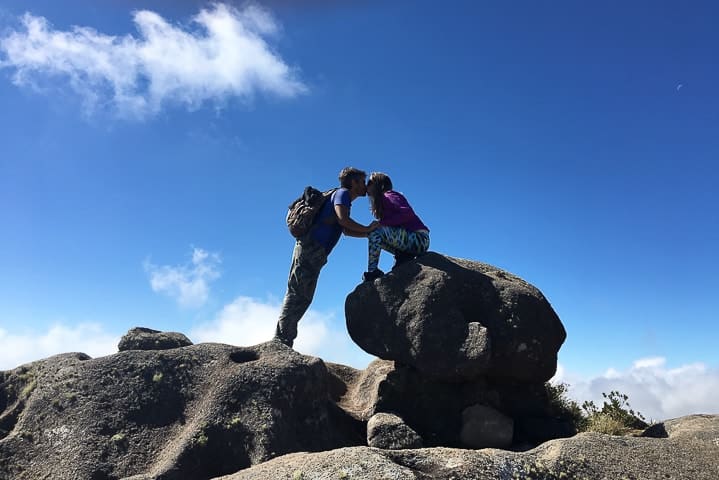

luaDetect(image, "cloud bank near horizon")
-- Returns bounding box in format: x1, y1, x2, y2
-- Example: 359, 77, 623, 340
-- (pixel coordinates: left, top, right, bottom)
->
0, 3, 306, 118
0, 296, 373, 371
554, 357, 719, 422
0, 323, 119, 370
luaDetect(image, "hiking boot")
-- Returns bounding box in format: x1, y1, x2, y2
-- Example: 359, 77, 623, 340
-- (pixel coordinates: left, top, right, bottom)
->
362, 269, 385, 282
392, 252, 416, 270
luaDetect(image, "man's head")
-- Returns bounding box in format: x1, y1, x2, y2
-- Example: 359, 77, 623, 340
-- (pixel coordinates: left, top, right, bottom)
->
338, 167, 368, 197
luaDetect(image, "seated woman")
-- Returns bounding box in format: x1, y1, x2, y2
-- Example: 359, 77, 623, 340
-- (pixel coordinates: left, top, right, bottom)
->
363, 172, 430, 281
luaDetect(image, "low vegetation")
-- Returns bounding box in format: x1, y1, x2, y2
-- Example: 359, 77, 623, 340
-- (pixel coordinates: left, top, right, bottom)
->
547, 383, 649, 435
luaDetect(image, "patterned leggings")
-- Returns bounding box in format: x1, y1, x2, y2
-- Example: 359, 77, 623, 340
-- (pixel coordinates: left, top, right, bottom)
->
368, 227, 430, 271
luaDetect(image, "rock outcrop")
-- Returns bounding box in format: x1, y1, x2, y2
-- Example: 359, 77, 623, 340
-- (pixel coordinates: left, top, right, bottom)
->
1, 253, 716, 479
0, 341, 363, 480
1, 336, 718, 479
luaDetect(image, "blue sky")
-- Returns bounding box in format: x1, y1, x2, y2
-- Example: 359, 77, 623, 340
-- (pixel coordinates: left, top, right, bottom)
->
1, 1, 717, 420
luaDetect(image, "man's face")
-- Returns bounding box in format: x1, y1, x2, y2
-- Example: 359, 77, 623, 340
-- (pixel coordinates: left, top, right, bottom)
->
351, 177, 367, 196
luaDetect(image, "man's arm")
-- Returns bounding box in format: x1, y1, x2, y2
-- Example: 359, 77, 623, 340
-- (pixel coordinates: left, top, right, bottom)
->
342, 228, 369, 238
335, 204, 379, 235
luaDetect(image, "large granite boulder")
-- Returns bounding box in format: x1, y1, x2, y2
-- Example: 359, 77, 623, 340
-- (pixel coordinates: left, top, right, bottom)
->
345, 252, 566, 382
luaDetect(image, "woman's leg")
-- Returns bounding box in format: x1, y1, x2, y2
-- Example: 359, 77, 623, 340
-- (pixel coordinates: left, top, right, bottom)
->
367, 229, 386, 272
368, 227, 429, 271
408, 231, 430, 254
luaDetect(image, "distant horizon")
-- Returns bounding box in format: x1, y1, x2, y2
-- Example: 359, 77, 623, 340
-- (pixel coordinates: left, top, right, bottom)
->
1, 0, 718, 423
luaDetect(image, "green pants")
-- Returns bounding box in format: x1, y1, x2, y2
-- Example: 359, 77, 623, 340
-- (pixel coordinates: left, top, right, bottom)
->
276, 239, 328, 345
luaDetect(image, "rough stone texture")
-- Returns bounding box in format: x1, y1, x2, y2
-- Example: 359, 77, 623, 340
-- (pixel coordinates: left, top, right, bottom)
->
460, 404, 514, 449
345, 252, 566, 382
118, 327, 193, 352
330, 359, 574, 448
217, 415, 719, 480
367, 412, 423, 450
2, 344, 718, 480
0, 342, 364, 480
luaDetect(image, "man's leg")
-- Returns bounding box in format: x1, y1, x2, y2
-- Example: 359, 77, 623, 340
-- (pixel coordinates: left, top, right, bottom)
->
276, 240, 327, 347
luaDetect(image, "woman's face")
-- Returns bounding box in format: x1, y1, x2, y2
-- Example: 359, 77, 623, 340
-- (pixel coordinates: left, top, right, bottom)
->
366, 180, 376, 196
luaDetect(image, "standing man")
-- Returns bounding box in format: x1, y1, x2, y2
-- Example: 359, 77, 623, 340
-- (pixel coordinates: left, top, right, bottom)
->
275, 167, 379, 347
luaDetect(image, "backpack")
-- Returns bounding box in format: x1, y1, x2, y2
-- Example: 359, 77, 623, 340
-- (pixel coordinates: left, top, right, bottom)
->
286, 186, 337, 238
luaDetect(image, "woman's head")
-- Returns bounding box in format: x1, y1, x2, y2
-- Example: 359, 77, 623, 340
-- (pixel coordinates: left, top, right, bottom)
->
367, 172, 393, 194
367, 172, 393, 219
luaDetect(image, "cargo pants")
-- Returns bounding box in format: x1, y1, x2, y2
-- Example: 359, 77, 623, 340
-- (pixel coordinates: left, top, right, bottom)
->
275, 238, 328, 346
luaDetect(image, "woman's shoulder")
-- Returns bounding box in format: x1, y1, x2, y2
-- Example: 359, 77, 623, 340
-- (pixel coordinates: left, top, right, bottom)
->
384, 190, 407, 201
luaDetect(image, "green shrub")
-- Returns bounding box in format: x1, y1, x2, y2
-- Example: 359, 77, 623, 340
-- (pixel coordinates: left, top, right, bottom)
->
581, 391, 648, 434
546, 384, 648, 435
195, 432, 208, 447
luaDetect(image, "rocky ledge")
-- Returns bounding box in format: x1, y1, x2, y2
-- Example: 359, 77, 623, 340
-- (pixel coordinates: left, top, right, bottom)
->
1, 253, 716, 479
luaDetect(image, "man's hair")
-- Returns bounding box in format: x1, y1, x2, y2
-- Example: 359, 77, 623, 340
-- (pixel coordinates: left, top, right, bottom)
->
338, 167, 367, 189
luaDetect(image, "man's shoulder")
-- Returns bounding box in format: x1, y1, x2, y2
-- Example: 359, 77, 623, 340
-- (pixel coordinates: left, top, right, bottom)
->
333, 188, 351, 206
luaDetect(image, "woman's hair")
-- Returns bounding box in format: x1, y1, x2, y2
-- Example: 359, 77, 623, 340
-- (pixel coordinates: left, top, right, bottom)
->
338, 167, 367, 189
368, 172, 393, 219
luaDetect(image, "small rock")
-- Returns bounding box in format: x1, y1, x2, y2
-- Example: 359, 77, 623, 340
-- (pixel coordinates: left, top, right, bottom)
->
117, 327, 193, 351
367, 412, 423, 450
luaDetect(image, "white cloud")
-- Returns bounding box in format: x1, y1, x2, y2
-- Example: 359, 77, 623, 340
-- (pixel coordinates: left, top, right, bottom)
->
0, 3, 306, 118
553, 357, 719, 422
144, 247, 221, 308
0, 323, 119, 371
633, 356, 665, 369
191, 295, 374, 369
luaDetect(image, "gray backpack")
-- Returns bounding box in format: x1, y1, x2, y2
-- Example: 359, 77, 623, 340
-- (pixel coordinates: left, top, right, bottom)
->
286, 187, 336, 238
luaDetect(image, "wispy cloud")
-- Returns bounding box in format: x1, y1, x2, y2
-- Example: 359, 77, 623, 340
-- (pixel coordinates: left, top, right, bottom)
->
144, 247, 221, 308
0, 323, 119, 371
0, 3, 306, 118
554, 357, 719, 422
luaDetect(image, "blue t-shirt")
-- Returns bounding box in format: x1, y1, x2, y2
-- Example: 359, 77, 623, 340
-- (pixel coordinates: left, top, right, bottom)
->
310, 188, 351, 254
